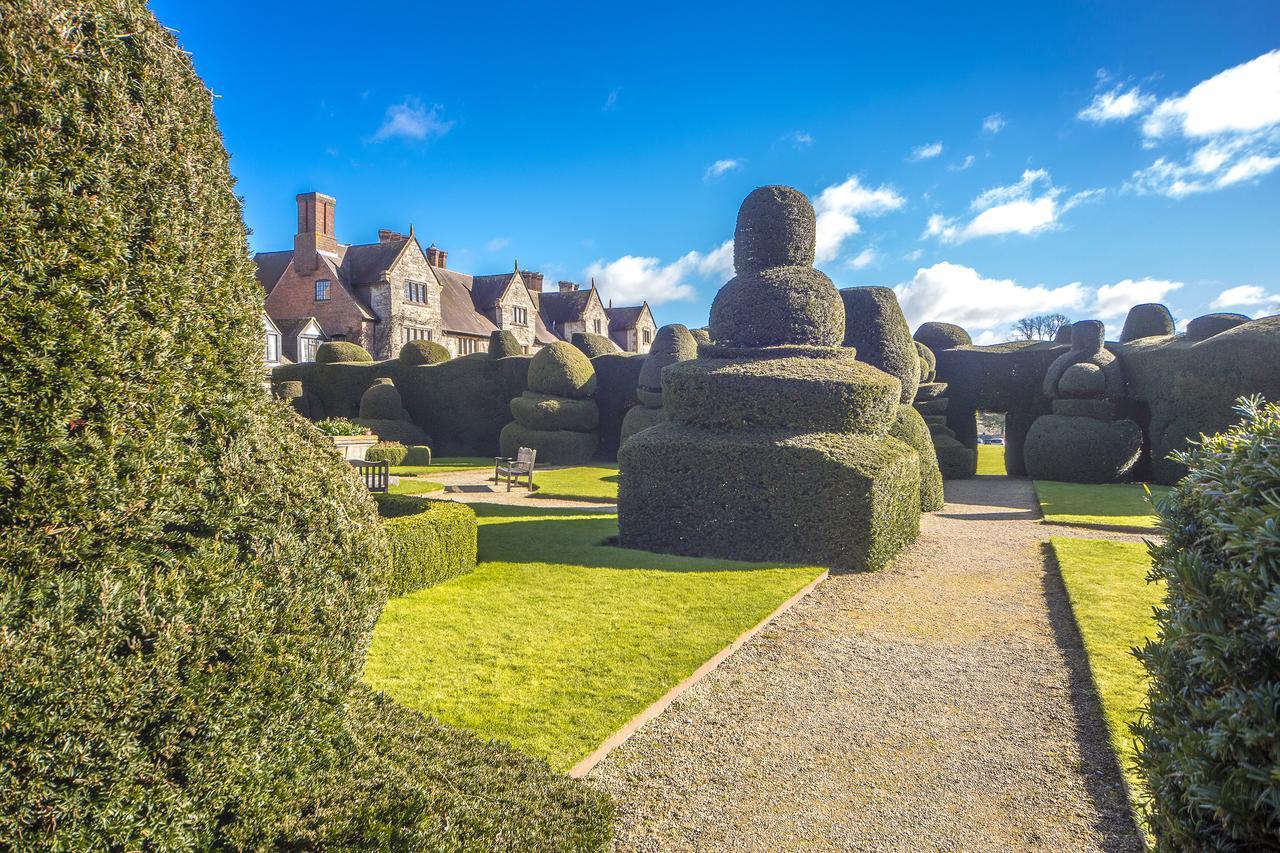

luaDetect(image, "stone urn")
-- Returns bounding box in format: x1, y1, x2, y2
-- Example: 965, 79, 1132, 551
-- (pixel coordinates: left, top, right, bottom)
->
331, 434, 377, 461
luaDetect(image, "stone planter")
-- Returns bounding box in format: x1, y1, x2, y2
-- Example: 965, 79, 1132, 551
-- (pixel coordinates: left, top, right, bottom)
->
331, 435, 377, 461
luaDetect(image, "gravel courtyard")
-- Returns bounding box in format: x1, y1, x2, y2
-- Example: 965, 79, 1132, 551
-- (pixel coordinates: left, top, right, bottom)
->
590, 477, 1148, 851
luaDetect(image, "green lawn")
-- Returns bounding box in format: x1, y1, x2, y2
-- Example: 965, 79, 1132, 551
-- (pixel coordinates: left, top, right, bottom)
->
1035, 480, 1170, 532
363, 503, 823, 771
1052, 537, 1162, 805
976, 443, 1007, 476
390, 456, 495, 477
387, 478, 444, 495
532, 465, 619, 502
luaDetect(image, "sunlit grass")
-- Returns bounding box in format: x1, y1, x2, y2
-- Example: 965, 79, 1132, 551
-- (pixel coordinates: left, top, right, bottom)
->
976, 443, 1006, 476
1036, 481, 1170, 532
532, 465, 619, 502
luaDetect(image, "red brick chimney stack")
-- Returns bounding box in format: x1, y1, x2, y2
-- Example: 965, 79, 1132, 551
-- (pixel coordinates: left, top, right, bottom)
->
294, 192, 338, 274
558, 281, 580, 292
378, 229, 407, 243
523, 271, 544, 292
425, 245, 448, 269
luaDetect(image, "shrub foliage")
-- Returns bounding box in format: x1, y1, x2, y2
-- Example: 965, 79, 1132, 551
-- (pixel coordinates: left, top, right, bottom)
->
317, 340, 375, 363
373, 496, 478, 595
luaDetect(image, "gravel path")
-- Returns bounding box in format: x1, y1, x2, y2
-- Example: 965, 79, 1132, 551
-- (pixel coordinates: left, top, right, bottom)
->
589, 476, 1148, 851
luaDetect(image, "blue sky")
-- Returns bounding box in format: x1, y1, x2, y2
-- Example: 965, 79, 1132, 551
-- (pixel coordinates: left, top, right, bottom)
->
152, 0, 1280, 342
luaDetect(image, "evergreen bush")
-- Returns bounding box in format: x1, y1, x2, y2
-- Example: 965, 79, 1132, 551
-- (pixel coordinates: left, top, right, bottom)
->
398, 338, 451, 365
487, 329, 524, 359
1119, 303, 1175, 342
527, 342, 597, 398
913, 322, 972, 351
359, 378, 405, 420
1186, 312, 1250, 341
403, 444, 433, 466
571, 331, 620, 357
317, 340, 375, 363
840, 287, 920, 404
373, 496, 477, 595
889, 404, 945, 512
592, 352, 645, 460
365, 441, 408, 466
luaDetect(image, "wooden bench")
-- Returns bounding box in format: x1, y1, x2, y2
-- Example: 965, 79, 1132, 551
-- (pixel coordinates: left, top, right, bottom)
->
351, 459, 389, 493
494, 447, 537, 492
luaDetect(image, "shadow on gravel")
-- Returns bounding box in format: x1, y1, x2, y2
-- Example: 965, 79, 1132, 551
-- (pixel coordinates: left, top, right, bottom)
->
941, 478, 1042, 513
1039, 541, 1147, 853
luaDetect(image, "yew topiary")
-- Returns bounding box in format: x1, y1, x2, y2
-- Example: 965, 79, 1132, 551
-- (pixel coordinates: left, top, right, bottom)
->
913, 322, 972, 351
317, 340, 374, 363
359, 378, 404, 420
1119, 303, 1175, 342
840, 286, 919, 404
487, 329, 524, 359
571, 331, 620, 357
398, 338, 451, 365
1186, 312, 1250, 342
527, 341, 597, 398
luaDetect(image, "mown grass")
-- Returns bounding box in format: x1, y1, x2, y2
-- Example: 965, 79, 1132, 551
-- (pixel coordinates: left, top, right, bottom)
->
390, 456, 494, 477
976, 444, 1007, 476
387, 478, 444, 496
363, 504, 823, 771
532, 465, 619, 502
1036, 481, 1170, 532
1052, 537, 1162, 810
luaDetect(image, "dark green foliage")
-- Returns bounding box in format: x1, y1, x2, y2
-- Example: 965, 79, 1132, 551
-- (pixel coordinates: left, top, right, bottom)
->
499, 422, 598, 464
317, 340, 374, 363
403, 444, 433, 466
915, 398, 949, 415
571, 331, 620, 357
315, 417, 370, 436
1186, 312, 1250, 341
274, 379, 304, 400
709, 266, 845, 348
359, 378, 405, 420
840, 287, 919, 403
393, 355, 531, 456
934, 437, 976, 479
890, 405, 945, 512
915, 381, 947, 401
1052, 398, 1116, 419
527, 341, 597, 398
636, 387, 664, 408
619, 404, 667, 445
373, 496, 477, 595
689, 327, 712, 346
591, 352, 645, 461
638, 324, 698, 392
915, 341, 937, 383
510, 392, 600, 432
353, 418, 430, 446
1120, 303, 1175, 342
1057, 363, 1107, 398
273, 360, 384, 419
732, 185, 817, 273
662, 355, 900, 434
619, 422, 920, 571
1023, 415, 1142, 482
488, 329, 524, 359
1135, 399, 1280, 849
913, 322, 972, 351
366, 441, 408, 466
0, 4, 609, 845
1054, 324, 1073, 343
398, 338, 451, 365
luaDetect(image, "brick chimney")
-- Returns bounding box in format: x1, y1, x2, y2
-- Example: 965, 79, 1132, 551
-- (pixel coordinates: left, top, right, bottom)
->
294, 192, 339, 274
378, 229, 406, 243
425, 244, 447, 269
523, 271, 544, 292
558, 280, 580, 293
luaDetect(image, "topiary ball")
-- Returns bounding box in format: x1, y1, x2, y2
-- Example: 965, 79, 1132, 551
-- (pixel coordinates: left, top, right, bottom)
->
1069, 320, 1106, 354
733, 185, 817, 274
487, 329, 524, 359
317, 340, 374, 363
913, 322, 972, 351
840, 286, 919, 404
688, 328, 711, 346
638, 324, 698, 394
274, 380, 304, 401
709, 266, 845, 349
527, 341, 597, 398
1120, 303, 1175, 342
1186, 312, 1250, 342
1057, 362, 1106, 398
571, 332, 620, 358
359, 379, 404, 420
399, 339, 451, 365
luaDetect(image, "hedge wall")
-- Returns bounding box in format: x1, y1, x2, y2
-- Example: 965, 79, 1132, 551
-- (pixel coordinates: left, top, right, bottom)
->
889, 404, 945, 511
1022, 414, 1142, 483
572, 331, 620, 357
592, 352, 645, 460
317, 340, 374, 363
373, 495, 478, 595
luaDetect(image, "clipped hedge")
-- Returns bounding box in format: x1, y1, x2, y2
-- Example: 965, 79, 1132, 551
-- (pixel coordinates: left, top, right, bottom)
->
373, 495, 478, 595
510, 391, 600, 432
638, 324, 698, 392
499, 422, 598, 464
571, 331, 620, 357
709, 266, 845, 349
915, 341, 937, 383
528, 341, 597, 398
488, 329, 524, 359
619, 421, 920, 571
403, 444, 432, 466
840, 286, 919, 404
889, 404, 945, 512
352, 417, 430, 446
619, 403, 667, 445
1119, 303, 1175, 342
398, 339, 451, 365
1022, 414, 1142, 482
732, 185, 817, 273
317, 340, 374, 363
359, 378, 404, 419
1135, 398, 1280, 849
1186, 311, 1250, 341
913, 322, 972, 351
366, 441, 408, 466
591, 352, 645, 461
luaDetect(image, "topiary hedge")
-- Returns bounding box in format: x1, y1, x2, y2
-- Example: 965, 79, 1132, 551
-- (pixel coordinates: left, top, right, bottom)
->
619, 403, 667, 445
498, 422, 598, 464
571, 331, 620, 357
1022, 414, 1142, 482
366, 441, 408, 466
488, 329, 524, 359
591, 352, 645, 461
403, 444, 432, 466
359, 378, 405, 420
509, 392, 600, 432
709, 266, 845, 349
398, 339, 451, 365
317, 340, 375, 363
889, 404, 945, 512
1119, 303, 1175, 342
913, 322, 972, 351
840, 287, 919, 404
1185, 311, 1250, 341
1135, 398, 1280, 849
373, 495, 478, 595
527, 341, 597, 398
0, 4, 610, 846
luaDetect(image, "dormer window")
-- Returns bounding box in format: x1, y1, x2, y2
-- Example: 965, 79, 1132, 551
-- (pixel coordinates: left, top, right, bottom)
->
593, 319, 602, 334
314, 279, 331, 302
512, 306, 528, 325
404, 280, 429, 304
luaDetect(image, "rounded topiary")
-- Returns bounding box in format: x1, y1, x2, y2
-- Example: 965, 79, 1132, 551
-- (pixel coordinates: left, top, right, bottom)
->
365, 441, 408, 466
398, 338, 451, 365
732, 185, 817, 274
689, 327, 712, 346
571, 331, 620, 358
1135, 398, 1280, 848
0, 5, 608, 846
358, 378, 403, 420
620, 403, 668, 444
915, 341, 937, 383
913, 322, 972, 351
638, 324, 698, 393
914, 381, 947, 401
840, 286, 919, 404
316, 340, 374, 363
1186, 312, 1250, 342
509, 391, 600, 432
487, 329, 524, 359
709, 266, 845, 349
1023, 415, 1142, 482
889, 404, 945, 512
274, 380, 304, 400
1120, 303, 1175, 342
1058, 362, 1106, 398
1054, 324, 1074, 344
527, 341, 597, 398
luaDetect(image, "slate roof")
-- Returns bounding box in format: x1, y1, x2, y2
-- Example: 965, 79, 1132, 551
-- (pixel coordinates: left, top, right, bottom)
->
254, 250, 293, 293
606, 305, 646, 331
274, 317, 324, 339
344, 240, 407, 286
537, 289, 594, 326
434, 268, 500, 337
468, 273, 515, 310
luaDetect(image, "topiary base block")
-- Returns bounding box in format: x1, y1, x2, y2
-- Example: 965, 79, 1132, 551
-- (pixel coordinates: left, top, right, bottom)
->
889, 404, 945, 512
914, 397, 949, 415
499, 422, 598, 465
509, 392, 600, 432
619, 404, 667, 445
1052, 398, 1116, 420
914, 382, 948, 401
934, 436, 976, 479
1023, 414, 1143, 483
353, 418, 430, 445
618, 421, 921, 571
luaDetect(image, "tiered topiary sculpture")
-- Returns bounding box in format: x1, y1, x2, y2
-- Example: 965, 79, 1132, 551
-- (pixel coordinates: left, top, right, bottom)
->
618, 186, 921, 570
1023, 320, 1142, 482
619, 324, 698, 444
912, 341, 974, 481
841, 287, 942, 509
500, 341, 600, 463
355, 378, 430, 445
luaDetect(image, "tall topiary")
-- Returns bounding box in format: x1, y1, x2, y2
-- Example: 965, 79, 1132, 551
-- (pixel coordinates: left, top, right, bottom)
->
500, 341, 600, 463
840, 286, 920, 404
0, 3, 608, 847
572, 331, 620, 357
1135, 397, 1280, 848
1119, 303, 1175, 342
620, 324, 697, 444
487, 329, 524, 359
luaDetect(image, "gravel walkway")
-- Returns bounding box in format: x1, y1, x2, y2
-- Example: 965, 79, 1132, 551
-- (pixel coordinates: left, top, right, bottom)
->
590, 476, 1149, 851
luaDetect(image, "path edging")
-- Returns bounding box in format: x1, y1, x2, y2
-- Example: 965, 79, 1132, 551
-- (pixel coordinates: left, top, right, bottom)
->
569, 569, 829, 779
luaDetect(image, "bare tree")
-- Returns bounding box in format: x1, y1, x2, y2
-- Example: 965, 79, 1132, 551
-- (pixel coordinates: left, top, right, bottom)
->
1013, 313, 1071, 341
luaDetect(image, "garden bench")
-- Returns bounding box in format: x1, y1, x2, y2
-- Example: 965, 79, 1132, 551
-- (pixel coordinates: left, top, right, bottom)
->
494, 447, 537, 492
350, 459, 389, 493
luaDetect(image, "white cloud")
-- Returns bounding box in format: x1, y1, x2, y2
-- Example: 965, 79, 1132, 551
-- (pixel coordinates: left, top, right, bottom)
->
585, 240, 732, 307
923, 169, 1098, 244
909, 141, 944, 161
983, 113, 1007, 134
948, 154, 976, 172
1092, 278, 1183, 319
904, 249, 924, 262
812, 176, 905, 262
603, 88, 620, 111
1078, 86, 1156, 122
787, 130, 814, 149
845, 248, 878, 270
1128, 51, 1280, 197
486, 237, 510, 252
1212, 284, 1280, 313
894, 262, 1086, 333
373, 98, 454, 142
704, 158, 744, 181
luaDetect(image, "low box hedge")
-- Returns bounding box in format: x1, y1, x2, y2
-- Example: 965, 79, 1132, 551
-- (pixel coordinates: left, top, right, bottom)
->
374, 495, 478, 596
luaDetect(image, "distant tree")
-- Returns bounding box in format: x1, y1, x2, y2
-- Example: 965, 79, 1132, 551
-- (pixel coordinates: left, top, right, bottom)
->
1013, 313, 1071, 341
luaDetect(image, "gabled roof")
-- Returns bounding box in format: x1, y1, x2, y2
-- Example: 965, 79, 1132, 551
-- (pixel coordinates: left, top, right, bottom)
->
274, 317, 325, 339
437, 271, 500, 338
254, 250, 293, 293
344, 239, 411, 286
320, 253, 378, 321
606, 304, 649, 331
469, 273, 517, 310
537, 288, 594, 325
